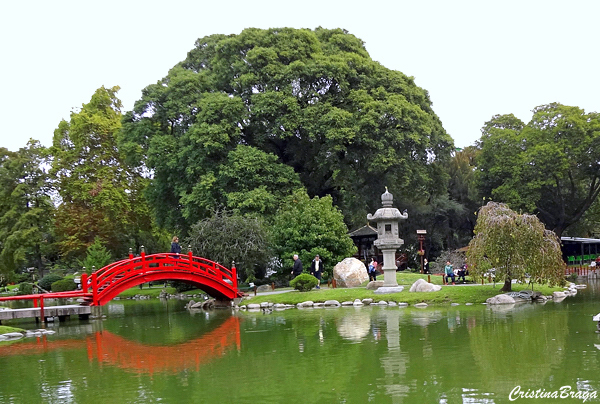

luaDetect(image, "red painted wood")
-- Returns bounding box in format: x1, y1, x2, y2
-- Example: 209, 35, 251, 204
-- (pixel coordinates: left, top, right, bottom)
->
0, 253, 241, 306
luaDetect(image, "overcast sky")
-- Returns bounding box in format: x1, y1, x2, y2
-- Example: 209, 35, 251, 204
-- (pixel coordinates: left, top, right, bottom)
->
2, 0, 599, 152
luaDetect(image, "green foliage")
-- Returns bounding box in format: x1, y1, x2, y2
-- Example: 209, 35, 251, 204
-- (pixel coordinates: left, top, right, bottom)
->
51, 278, 77, 292
0, 141, 56, 279
38, 274, 63, 292
79, 237, 112, 273
290, 273, 318, 292
271, 190, 357, 277
16, 282, 33, 295
476, 104, 600, 236
467, 202, 565, 292
119, 27, 454, 231
0, 326, 25, 334
50, 86, 158, 261
442, 147, 481, 249
186, 210, 271, 280
173, 281, 197, 293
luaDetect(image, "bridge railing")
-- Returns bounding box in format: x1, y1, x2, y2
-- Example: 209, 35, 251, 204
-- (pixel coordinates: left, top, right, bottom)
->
81, 250, 239, 304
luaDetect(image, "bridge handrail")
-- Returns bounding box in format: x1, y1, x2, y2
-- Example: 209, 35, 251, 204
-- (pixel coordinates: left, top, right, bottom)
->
0, 291, 92, 302
81, 251, 239, 305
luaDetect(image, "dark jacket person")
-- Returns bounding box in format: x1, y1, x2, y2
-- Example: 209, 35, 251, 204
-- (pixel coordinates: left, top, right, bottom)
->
171, 236, 181, 254
291, 254, 303, 278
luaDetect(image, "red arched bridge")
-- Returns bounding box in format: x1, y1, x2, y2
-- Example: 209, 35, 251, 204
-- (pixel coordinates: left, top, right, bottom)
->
0, 250, 242, 307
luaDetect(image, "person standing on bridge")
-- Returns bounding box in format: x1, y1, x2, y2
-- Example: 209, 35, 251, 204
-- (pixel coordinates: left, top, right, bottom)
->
171, 236, 182, 255
291, 254, 303, 279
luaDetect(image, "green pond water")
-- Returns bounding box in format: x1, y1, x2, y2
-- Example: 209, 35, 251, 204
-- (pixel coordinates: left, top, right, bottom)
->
2, 282, 600, 404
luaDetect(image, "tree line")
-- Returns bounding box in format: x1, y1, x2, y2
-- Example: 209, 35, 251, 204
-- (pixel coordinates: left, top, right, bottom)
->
2, 27, 599, 285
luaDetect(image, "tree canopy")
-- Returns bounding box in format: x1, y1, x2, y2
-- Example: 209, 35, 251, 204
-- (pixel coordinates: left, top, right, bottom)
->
119, 27, 454, 232
0, 141, 55, 278
50, 86, 161, 263
476, 104, 600, 236
467, 202, 564, 292
271, 190, 357, 276
185, 209, 271, 281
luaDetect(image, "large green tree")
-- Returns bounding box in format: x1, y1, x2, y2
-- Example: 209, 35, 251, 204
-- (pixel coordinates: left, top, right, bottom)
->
271, 190, 357, 277
476, 104, 600, 236
467, 202, 564, 292
443, 147, 480, 247
50, 86, 159, 263
119, 27, 454, 231
0, 141, 55, 279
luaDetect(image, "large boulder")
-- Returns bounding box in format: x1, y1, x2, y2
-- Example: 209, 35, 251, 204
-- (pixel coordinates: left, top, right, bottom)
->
409, 278, 442, 292
256, 284, 272, 293
486, 294, 516, 304
333, 257, 369, 288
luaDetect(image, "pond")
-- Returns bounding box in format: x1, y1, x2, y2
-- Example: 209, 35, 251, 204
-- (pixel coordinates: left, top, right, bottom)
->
2, 282, 600, 403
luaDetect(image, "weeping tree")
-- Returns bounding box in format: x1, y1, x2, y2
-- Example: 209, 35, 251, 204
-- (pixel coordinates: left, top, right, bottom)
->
185, 209, 271, 281
467, 202, 565, 292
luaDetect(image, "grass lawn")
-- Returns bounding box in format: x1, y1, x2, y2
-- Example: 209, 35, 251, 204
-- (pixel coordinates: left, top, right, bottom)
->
241, 272, 565, 306
0, 326, 25, 334
241, 283, 563, 306
4, 272, 560, 306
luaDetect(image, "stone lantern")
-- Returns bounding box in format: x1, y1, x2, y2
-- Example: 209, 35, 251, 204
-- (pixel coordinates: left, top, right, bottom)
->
367, 188, 408, 287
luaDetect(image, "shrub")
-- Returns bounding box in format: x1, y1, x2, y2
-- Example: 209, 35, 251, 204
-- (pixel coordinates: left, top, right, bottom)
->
12, 272, 31, 284
17, 282, 33, 295
51, 278, 77, 292
38, 274, 63, 292
290, 274, 318, 292
172, 281, 196, 293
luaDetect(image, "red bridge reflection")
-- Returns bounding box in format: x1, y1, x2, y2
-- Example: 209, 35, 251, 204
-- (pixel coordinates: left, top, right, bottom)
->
0, 316, 241, 374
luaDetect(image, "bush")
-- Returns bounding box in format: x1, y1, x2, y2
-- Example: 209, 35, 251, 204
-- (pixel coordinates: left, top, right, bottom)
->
51, 278, 77, 292
17, 282, 33, 295
172, 281, 196, 293
12, 272, 31, 284
290, 274, 318, 292
38, 274, 64, 292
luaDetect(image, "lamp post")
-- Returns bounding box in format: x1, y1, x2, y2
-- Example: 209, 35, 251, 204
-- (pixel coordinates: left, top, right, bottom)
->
417, 230, 427, 274
367, 188, 408, 287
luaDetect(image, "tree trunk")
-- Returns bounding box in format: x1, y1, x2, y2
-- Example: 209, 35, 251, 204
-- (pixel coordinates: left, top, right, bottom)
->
500, 277, 512, 292
35, 245, 44, 280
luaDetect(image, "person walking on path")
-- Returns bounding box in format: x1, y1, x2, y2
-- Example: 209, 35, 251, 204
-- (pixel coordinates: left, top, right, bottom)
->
310, 255, 323, 289
291, 254, 303, 279
444, 261, 455, 285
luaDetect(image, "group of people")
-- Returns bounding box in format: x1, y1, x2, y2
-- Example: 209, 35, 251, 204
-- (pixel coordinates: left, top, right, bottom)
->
291, 254, 323, 289
444, 261, 468, 285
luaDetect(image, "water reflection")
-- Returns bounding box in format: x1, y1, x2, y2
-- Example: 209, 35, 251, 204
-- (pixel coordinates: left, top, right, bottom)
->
0, 316, 241, 374
337, 308, 371, 341
90, 316, 240, 374
2, 287, 600, 404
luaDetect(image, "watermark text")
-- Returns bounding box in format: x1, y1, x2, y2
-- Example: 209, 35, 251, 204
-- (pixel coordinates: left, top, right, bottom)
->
509, 385, 597, 403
